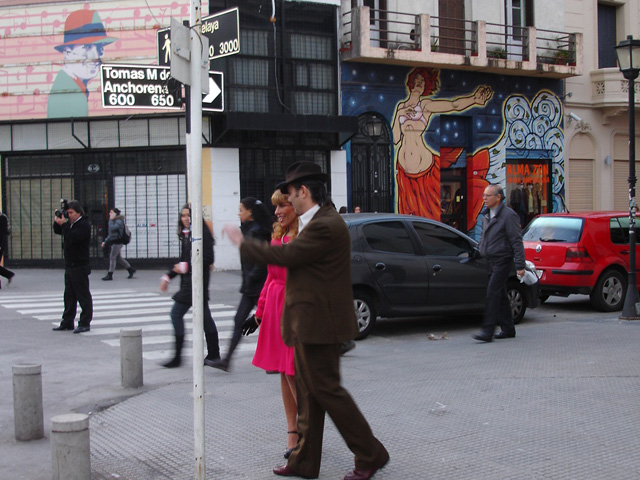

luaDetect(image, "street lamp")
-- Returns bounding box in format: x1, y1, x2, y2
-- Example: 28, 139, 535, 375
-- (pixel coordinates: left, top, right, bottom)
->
615, 35, 640, 318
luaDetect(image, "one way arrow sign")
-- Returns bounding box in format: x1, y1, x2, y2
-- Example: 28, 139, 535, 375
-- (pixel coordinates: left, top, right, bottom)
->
203, 71, 224, 112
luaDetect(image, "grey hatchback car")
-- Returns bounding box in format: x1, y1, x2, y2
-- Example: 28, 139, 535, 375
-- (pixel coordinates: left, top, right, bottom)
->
344, 213, 540, 339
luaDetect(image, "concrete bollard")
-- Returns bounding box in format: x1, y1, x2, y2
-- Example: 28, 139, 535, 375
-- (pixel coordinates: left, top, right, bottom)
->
12, 364, 44, 441
120, 328, 143, 388
51, 413, 90, 480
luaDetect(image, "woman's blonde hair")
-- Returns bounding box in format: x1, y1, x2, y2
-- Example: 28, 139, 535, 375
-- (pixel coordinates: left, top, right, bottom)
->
271, 190, 299, 240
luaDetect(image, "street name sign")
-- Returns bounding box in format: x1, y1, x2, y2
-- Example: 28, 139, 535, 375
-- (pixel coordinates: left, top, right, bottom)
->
201, 7, 240, 60
101, 64, 181, 109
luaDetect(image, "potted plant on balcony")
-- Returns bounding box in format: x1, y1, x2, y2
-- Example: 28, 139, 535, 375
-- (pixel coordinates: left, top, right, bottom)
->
488, 47, 507, 59
554, 48, 573, 65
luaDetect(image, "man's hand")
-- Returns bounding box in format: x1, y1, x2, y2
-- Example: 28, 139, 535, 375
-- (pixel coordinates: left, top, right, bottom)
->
517, 269, 525, 278
54, 216, 67, 226
222, 224, 244, 247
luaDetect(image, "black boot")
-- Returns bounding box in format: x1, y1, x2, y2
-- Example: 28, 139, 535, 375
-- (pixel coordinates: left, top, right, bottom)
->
204, 333, 221, 366
127, 267, 136, 279
102, 272, 113, 281
162, 334, 184, 368
212, 335, 240, 371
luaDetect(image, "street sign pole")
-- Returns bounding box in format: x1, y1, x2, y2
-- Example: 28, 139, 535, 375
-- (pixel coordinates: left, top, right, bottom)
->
189, 1, 205, 479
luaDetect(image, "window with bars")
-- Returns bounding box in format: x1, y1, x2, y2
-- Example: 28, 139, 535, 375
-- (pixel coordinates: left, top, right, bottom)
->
3, 150, 186, 264
239, 148, 330, 204
211, 0, 338, 116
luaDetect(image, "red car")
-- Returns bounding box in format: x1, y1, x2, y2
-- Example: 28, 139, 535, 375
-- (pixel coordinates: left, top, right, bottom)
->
522, 212, 640, 311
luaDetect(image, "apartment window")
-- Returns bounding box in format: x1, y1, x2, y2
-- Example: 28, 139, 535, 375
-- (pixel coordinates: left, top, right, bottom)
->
598, 3, 617, 68
227, 29, 271, 113
213, 1, 338, 116
288, 34, 335, 115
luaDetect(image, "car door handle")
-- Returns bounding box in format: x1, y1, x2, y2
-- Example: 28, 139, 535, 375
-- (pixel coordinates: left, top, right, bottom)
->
432, 264, 442, 273
620, 250, 630, 255
375, 262, 386, 271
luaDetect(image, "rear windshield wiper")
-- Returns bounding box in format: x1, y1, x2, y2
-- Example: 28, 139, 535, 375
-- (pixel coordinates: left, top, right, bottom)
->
539, 237, 566, 242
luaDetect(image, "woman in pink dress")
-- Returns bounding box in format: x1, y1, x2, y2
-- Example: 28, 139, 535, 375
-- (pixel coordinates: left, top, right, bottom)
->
241, 189, 298, 458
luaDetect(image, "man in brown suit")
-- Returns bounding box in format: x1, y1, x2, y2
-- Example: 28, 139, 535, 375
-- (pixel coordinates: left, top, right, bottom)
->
224, 161, 389, 480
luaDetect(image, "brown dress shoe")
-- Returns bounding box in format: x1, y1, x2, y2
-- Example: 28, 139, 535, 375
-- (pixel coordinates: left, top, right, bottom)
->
273, 464, 315, 479
343, 454, 389, 480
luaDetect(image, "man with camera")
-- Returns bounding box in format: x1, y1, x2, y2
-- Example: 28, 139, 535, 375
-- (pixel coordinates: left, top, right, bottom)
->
52, 200, 93, 333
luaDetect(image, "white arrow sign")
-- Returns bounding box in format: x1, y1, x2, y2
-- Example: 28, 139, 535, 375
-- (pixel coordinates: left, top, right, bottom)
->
202, 71, 224, 112
203, 77, 221, 103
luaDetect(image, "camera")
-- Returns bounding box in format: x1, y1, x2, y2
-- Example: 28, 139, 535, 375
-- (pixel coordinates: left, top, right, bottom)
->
54, 199, 70, 219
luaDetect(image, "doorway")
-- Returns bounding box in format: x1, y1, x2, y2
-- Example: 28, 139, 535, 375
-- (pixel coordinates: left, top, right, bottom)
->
440, 168, 466, 231
438, 0, 465, 54
350, 113, 392, 213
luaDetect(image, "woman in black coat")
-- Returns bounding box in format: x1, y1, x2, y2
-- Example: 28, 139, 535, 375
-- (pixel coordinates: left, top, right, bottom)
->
160, 205, 220, 368
209, 197, 272, 371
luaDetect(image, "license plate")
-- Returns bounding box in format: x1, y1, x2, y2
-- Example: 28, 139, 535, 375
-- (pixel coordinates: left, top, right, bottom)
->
535, 269, 543, 278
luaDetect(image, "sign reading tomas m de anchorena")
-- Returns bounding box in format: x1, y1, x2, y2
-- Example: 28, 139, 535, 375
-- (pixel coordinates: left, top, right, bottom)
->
101, 64, 181, 109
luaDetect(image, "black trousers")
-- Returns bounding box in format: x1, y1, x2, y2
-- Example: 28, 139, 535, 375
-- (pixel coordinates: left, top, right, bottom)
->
61, 265, 93, 327
0, 249, 14, 281
224, 293, 259, 360
482, 258, 514, 335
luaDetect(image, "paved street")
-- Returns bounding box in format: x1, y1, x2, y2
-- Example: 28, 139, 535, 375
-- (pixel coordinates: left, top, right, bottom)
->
2, 268, 640, 479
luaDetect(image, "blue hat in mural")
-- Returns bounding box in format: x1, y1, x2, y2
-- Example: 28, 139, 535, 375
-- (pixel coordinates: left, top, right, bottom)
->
54, 10, 117, 52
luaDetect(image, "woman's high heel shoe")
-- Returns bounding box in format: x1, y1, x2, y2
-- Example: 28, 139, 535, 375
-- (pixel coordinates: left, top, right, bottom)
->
284, 430, 298, 459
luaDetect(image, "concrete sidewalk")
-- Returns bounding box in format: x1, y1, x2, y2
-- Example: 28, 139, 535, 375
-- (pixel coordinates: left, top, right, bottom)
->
2, 269, 640, 479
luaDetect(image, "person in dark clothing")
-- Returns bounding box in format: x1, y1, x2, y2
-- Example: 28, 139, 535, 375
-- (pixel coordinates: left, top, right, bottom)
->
473, 184, 526, 343
160, 205, 220, 368
0, 210, 14, 286
209, 197, 272, 371
101, 208, 135, 280
52, 200, 93, 334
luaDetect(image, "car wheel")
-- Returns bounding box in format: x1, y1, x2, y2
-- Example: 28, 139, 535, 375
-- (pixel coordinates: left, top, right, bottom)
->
353, 291, 378, 340
508, 282, 526, 325
590, 270, 627, 312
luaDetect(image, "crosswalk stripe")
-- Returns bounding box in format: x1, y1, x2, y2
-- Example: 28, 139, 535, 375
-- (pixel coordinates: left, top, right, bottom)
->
143, 342, 256, 361
18, 298, 174, 314
0, 290, 142, 301
101, 328, 240, 347
33, 308, 237, 321
0, 290, 256, 359
0, 292, 161, 307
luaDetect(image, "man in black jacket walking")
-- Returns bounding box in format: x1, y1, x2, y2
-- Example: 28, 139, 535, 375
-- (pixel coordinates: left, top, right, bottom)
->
473, 184, 525, 343
52, 200, 93, 333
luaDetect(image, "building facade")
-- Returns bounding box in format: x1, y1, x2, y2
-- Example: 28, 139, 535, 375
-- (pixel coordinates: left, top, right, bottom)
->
0, 0, 589, 268
340, 0, 582, 238
563, 1, 640, 212
0, 0, 350, 269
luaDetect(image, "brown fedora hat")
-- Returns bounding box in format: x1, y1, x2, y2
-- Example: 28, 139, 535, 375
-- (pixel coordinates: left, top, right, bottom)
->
277, 161, 329, 193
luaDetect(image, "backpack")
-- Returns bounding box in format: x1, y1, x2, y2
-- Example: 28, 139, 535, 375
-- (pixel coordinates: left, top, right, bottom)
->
121, 222, 131, 245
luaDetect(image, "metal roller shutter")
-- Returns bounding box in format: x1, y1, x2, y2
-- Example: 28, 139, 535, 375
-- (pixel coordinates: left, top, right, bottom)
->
568, 159, 594, 211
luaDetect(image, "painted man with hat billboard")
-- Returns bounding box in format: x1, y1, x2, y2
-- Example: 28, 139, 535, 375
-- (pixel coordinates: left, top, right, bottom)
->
47, 10, 117, 118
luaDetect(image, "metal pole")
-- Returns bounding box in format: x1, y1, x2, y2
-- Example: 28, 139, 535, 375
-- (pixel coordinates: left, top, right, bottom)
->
622, 70, 639, 318
189, 1, 206, 478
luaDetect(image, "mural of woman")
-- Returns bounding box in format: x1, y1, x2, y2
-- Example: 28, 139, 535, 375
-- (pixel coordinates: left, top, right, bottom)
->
391, 67, 493, 224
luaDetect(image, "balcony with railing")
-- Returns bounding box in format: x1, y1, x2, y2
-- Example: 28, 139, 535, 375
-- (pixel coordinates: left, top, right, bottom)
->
341, 7, 582, 79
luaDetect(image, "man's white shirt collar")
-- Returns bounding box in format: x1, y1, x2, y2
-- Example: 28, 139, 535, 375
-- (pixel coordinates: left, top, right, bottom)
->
298, 204, 320, 232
